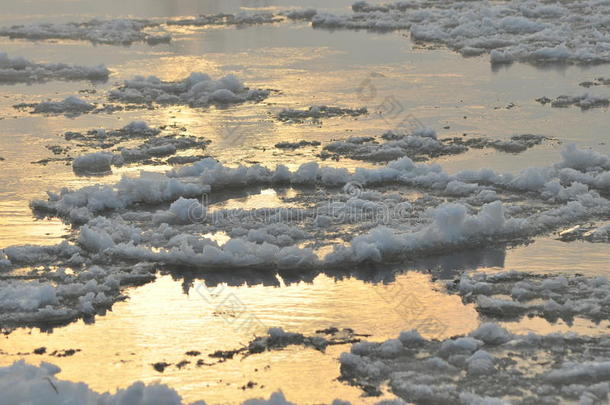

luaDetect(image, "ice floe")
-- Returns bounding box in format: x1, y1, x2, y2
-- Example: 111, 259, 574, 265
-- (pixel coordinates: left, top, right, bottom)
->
108, 72, 269, 107
37, 121, 210, 172
320, 129, 549, 162
0, 145, 602, 332
447, 270, 610, 323
14, 96, 95, 117
536, 94, 610, 110
305, 0, 610, 65
69, 131, 210, 175
0, 18, 171, 45
0, 263, 139, 330
0, 52, 109, 83
64, 121, 162, 149
275, 140, 321, 150
340, 322, 610, 403
17, 72, 270, 115
167, 12, 281, 27
276, 105, 368, 123
580, 77, 610, 88
72, 152, 114, 174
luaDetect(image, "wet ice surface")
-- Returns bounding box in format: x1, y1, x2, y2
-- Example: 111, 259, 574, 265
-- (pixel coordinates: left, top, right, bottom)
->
1, 0, 610, 404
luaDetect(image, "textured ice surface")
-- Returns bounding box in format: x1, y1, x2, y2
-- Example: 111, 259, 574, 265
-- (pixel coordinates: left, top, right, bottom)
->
14, 71, 268, 116
167, 12, 281, 27
69, 132, 210, 174
320, 130, 549, 162
64, 121, 162, 149
0, 19, 170, 45
72, 152, 114, 174
0, 52, 109, 83
447, 270, 610, 323
0, 262, 148, 330
340, 322, 610, 403
14, 96, 95, 116
276, 105, 368, 123
536, 93, 610, 110
15, 146, 609, 278
306, 0, 610, 64
108, 72, 269, 107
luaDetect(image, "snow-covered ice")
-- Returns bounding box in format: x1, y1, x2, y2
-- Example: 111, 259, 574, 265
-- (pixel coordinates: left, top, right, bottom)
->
14, 96, 95, 116
447, 270, 610, 322
321, 129, 549, 162
72, 152, 113, 174
305, 0, 610, 65
108, 72, 269, 107
276, 105, 368, 123
0, 19, 171, 45
340, 322, 610, 403
537, 94, 610, 110
14, 145, 608, 277
0, 52, 109, 83
167, 12, 281, 27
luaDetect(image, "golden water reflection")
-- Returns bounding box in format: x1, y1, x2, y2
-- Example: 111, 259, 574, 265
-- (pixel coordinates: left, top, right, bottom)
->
0, 272, 477, 404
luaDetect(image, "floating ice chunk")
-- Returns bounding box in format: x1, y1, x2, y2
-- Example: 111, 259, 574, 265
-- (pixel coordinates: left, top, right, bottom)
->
341, 323, 610, 403
438, 337, 483, 358
122, 120, 157, 134
537, 94, 610, 110
3, 241, 80, 265
476, 295, 527, 317
78, 225, 115, 253
167, 12, 281, 27
283, 9, 318, 20
277, 105, 367, 122
0, 281, 58, 312
339, 352, 389, 380
411, 127, 437, 139
0, 52, 109, 83
109, 72, 269, 107
378, 339, 404, 358
0, 18, 170, 45
0, 262, 126, 327
306, 0, 610, 64
390, 380, 458, 404
152, 197, 204, 225
30, 174, 208, 224
469, 323, 512, 345
466, 350, 495, 376
490, 49, 514, 64
72, 152, 114, 174
545, 361, 610, 385
0, 360, 184, 405
325, 201, 528, 266
557, 144, 610, 171
448, 270, 610, 323
322, 130, 544, 163
21, 96, 95, 116
399, 329, 427, 347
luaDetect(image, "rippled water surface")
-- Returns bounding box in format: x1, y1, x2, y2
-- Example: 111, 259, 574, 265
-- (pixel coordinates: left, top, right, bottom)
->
1, 0, 610, 403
